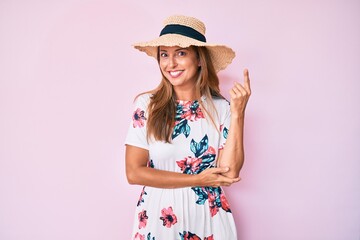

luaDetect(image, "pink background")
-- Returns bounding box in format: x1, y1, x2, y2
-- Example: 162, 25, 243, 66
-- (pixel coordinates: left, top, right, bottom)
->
0, 0, 359, 239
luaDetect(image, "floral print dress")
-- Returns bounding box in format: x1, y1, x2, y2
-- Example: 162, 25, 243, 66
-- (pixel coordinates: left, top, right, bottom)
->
125, 94, 237, 240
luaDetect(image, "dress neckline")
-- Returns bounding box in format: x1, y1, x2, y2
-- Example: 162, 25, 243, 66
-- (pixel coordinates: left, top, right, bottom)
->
176, 96, 206, 105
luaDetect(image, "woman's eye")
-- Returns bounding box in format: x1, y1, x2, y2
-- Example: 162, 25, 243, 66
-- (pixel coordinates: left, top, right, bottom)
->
160, 52, 168, 58
178, 51, 186, 56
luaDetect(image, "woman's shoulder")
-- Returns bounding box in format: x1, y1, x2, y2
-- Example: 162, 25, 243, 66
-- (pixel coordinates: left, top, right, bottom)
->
133, 92, 152, 106
211, 96, 230, 108
205, 96, 230, 120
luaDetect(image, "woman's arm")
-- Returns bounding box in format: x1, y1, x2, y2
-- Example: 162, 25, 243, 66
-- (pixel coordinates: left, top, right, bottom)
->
125, 145, 240, 189
217, 69, 251, 178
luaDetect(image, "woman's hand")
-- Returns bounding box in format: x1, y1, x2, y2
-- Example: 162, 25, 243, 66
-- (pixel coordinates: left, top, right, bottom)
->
196, 167, 241, 187
229, 68, 251, 118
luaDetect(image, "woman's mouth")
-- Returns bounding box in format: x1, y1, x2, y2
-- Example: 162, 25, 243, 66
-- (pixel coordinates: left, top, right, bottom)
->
168, 70, 183, 78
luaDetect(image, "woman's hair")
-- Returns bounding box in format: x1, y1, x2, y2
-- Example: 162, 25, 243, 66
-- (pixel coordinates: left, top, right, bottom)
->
141, 46, 224, 143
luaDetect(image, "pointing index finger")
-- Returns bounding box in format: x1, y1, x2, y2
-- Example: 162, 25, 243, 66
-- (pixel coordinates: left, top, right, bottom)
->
243, 68, 251, 92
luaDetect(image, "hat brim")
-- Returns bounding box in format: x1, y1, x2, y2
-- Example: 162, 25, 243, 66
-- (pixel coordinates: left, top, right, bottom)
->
133, 34, 235, 73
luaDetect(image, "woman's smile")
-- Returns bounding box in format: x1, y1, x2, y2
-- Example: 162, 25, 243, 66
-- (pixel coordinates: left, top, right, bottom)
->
168, 70, 184, 78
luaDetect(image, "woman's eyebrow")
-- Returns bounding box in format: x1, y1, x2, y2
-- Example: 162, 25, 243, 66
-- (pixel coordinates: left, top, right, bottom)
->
175, 48, 187, 51
159, 48, 187, 52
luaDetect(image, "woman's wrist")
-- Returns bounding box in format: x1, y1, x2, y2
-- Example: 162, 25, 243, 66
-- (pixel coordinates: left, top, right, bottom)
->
191, 174, 201, 187
231, 114, 245, 122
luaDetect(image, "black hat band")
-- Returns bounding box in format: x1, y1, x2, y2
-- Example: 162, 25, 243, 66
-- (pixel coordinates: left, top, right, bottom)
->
159, 24, 206, 42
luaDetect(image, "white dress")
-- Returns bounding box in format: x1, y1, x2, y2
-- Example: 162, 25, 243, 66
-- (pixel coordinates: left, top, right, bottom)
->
125, 93, 237, 240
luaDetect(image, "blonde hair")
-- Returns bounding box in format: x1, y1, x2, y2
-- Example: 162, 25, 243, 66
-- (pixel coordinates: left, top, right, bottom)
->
138, 46, 224, 143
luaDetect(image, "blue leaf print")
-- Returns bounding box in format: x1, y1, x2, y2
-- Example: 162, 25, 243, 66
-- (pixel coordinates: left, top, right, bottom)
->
184, 122, 190, 137
174, 103, 184, 121
148, 159, 155, 168
172, 119, 190, 139
172, 125, 181, 139
191, 187, 208, 205
190, 135, 208, 158
147, 232, 155, 240
223, 127, 229, 139
209, 187, 222, 208
201, 154, 215, 164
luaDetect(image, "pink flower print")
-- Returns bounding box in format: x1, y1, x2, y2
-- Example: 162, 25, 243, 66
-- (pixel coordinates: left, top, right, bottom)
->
203, 146, 216, 156
176, 157, 202, 174
218, 142, 227, 151
138, 210, 148, 229
204, 235, 214, 240
132, 108, 147, 128
133, 232, 145, 240
181, 101, 205, 121
208, 192, 219, 217
159, 206, 177, 228
179, 231, 201, 240
220, 193, 231, 212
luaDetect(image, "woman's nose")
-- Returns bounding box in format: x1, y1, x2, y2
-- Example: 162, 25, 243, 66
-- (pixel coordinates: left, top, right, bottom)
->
169, 56, 178, 68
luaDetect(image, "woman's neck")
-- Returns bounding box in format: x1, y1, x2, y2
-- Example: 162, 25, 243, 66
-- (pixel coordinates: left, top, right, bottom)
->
173, 88, 197, 101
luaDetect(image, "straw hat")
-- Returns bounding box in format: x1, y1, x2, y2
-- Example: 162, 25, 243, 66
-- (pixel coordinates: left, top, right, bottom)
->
133, 15, 235, 72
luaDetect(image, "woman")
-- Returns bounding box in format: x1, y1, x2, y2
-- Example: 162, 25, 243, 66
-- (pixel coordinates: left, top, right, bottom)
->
125, 15, 251, 240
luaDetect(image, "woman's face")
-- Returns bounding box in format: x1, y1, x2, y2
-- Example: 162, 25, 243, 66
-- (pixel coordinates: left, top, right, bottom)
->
158, 46, 200, 91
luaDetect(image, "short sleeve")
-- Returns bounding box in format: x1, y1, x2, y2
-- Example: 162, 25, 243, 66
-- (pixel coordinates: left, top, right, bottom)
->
124, 94, 151, 150
219, 100, 231, 150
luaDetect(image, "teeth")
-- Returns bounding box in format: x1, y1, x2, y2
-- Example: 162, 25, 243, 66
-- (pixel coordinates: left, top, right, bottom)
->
169, 71, 182, 77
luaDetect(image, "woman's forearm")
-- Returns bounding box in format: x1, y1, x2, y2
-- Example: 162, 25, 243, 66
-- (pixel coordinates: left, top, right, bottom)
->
127, 166, 199, 188
218, 115, 245, 178
126, 162, 239, 189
